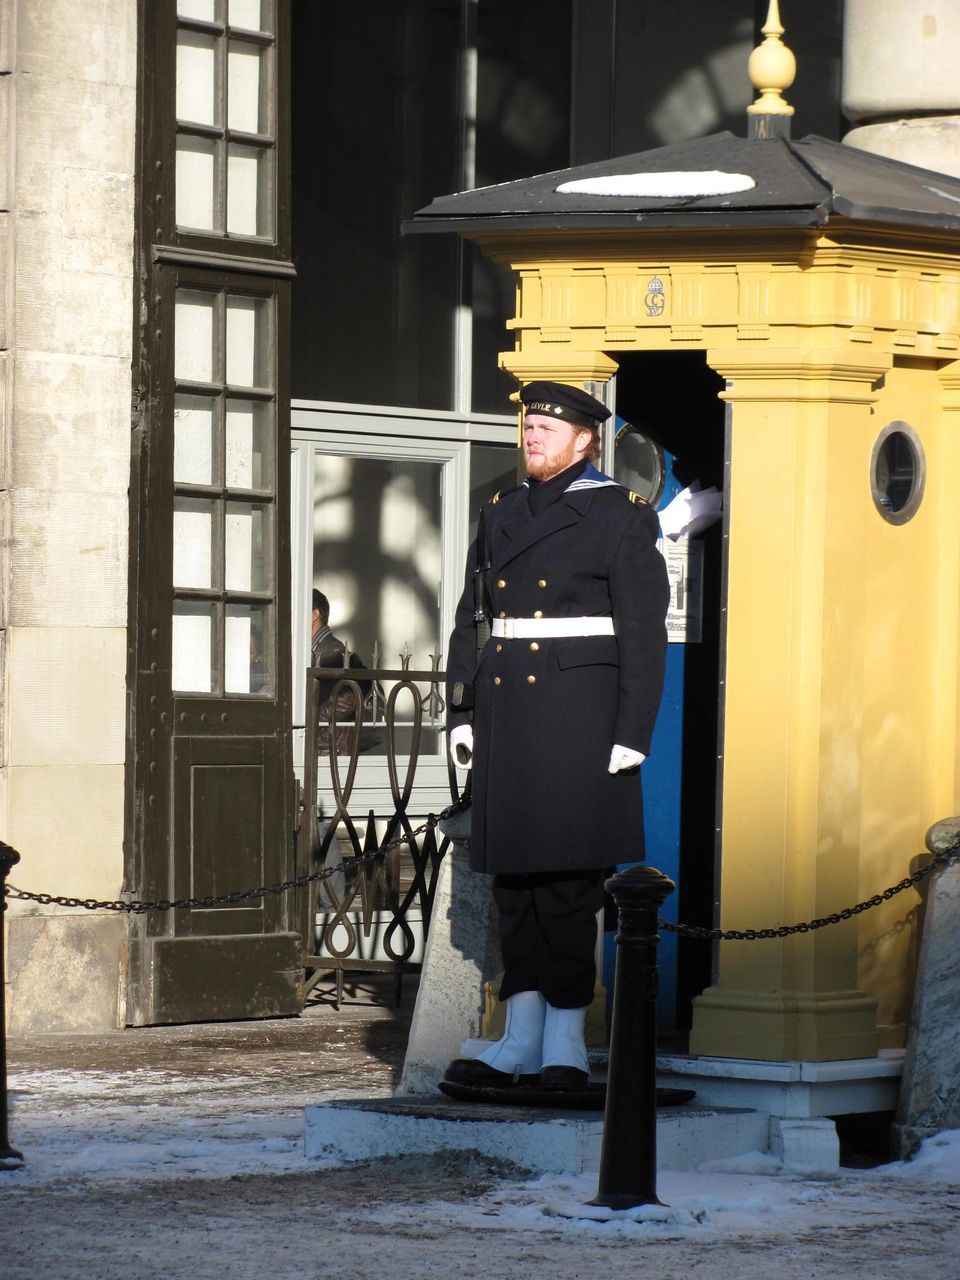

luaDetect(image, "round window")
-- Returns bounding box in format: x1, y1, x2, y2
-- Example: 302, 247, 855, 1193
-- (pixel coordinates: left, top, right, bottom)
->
614, 423, 665, 507
871, 422, 925, 525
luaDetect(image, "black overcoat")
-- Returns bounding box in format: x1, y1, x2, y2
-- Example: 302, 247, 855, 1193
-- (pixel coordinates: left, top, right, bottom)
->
446, 464, 670, 876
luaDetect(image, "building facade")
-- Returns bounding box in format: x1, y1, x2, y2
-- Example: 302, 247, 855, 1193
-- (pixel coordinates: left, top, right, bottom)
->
4, 0, 957, 1052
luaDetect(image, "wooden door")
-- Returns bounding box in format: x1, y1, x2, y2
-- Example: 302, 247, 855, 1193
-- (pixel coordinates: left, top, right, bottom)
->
125, 0, 299, 1024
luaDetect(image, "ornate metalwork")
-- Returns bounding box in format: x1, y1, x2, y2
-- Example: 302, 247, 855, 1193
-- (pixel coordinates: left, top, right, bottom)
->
299, 661, 464, 1007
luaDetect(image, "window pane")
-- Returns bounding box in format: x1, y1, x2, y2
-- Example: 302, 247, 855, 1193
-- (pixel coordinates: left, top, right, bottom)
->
469, 444, 518, 535
174, 395, 216, 485
228, 0, 263, 31
228, 42, 265, 133
225, 294, 269, 387
175, 290, 216, 383
226, 399, 270, 489
226, 603, 271, 694
173, 601, 214, 693
176, 32, 218, 127
225, 502, 268, 591
174, 496, 216, 589
176, 136, 218, 231
178, 0, 216, 19
313, 453, 441, 668
227, 144, 270, 237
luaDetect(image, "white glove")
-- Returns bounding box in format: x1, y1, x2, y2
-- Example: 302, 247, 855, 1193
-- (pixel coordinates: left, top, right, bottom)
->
657, 482, 723, 541
608, 744, 645, 773
449, 724, 474, 769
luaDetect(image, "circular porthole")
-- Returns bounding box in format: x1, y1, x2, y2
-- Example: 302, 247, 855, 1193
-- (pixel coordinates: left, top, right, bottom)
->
614, 423, 665, 507
871, 422, 925, 525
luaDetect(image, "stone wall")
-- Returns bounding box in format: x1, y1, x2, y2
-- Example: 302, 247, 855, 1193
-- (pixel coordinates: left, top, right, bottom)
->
1, 0, 137, 1031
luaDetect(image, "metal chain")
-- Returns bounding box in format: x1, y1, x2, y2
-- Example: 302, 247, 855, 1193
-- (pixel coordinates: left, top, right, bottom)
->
7, 809, 960, 941
5, 806, 463, 915
661, 841, 960, 941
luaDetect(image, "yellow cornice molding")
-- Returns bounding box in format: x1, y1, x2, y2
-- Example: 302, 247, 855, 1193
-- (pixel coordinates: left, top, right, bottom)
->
938, 359, 960, 396
498, 349, 619, 386
709, 348, 893, 403
708, 348, 893, 377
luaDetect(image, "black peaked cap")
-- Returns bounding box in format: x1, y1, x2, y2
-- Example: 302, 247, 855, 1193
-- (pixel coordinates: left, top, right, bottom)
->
519, 380, 611, 429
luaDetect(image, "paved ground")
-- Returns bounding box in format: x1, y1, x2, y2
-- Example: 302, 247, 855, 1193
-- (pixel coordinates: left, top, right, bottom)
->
5, 973, 960, 1280
8, 970, 415, 1104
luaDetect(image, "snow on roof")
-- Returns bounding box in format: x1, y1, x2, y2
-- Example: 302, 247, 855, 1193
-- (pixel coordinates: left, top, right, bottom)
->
557, 171, 757, 199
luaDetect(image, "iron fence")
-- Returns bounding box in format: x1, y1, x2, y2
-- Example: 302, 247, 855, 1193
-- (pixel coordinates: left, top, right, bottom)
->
299, 662, 464, 1007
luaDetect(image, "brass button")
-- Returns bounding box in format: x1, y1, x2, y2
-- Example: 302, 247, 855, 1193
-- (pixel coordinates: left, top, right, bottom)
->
500, 611, 506, 618
496, 643, 503, 653
533, 610, 543, 619
538, 579, 547, 588
526, 675, 536, 685
530, 642, 540, 652
497, 578, 506, 589
494, 676, 502, 686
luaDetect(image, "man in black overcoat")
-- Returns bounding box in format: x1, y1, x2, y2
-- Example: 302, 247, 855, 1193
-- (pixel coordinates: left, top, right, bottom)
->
444, 380, 670, 1090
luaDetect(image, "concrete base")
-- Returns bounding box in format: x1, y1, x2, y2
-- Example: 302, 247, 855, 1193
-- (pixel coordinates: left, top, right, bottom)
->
656, 1050, 903, 1119
6, 913, 127, 1033
304, 1095, 770, 1174
769, 1117, 840, 1173
844, 118, 960, 182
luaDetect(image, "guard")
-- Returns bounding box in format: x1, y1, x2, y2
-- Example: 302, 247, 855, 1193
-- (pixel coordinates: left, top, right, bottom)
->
444, 380, 670, 1090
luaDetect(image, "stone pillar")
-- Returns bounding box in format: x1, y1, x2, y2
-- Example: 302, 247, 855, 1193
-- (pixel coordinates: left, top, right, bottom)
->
843, 0, 960, 178
1, 0, 136, 1031
398, 849, 502, 1094
689, 350, 892, 1062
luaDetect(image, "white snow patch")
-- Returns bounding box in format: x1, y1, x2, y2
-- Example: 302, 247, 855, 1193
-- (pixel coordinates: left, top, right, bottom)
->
925, 184, 960, 206
556, 170, 757, 198
7, 1059, 960, 1251
871, 1126, 960, 1182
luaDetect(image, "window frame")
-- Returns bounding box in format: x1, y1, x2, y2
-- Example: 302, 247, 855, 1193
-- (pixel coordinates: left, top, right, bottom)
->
289, 399, 516, 809
171, 270, 281, 697
145, 0, 291, 263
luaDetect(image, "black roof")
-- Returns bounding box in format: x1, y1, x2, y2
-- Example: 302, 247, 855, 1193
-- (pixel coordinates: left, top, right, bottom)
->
404, 133, 960, 235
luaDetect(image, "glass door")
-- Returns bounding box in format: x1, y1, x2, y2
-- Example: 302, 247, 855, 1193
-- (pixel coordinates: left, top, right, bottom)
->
290, 405, 517, 811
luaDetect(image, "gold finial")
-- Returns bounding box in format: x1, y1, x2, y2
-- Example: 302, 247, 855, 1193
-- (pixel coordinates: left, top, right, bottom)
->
746, 0, 796, 118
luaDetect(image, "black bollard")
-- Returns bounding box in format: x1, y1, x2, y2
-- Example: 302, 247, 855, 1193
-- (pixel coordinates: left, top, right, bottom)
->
590, 863, 674, 1210
0, 842, 24, 1168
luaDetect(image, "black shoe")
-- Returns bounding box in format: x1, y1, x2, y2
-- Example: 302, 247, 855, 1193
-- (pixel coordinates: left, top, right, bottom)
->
444, 1058, 539, 1087
539, 1065, 590, 1091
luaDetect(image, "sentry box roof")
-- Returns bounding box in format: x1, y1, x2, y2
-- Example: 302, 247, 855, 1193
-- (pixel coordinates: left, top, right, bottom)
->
404, 133, 960, 236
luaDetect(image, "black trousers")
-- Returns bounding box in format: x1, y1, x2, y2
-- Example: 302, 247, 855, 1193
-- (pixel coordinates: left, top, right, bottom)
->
493, 869, 607, 1009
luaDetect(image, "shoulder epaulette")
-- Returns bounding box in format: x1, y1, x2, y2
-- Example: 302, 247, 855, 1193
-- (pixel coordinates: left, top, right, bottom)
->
627, 490, 648, 506
488, 484, 521, 505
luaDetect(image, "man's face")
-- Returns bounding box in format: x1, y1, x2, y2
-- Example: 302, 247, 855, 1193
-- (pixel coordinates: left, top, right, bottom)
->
522, 413, 591, 481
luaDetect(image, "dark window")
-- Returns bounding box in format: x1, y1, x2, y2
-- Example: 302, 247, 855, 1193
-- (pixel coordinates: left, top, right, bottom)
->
291, 1, 462, 409
871, 423, 925, 525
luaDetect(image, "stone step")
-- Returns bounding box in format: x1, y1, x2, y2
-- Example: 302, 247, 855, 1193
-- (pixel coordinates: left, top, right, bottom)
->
304, 1095, 770, 1175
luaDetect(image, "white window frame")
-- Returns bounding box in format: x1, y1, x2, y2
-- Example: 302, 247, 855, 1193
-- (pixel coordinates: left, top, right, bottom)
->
290, 398, 515, 809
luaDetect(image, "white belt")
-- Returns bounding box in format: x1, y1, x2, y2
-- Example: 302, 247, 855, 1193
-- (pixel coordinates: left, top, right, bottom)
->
491, 616, 615, 640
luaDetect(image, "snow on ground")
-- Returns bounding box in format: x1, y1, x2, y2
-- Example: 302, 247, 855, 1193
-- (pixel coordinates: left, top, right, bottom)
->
5, 1059, 960, 1279
5, 998, 960, 1280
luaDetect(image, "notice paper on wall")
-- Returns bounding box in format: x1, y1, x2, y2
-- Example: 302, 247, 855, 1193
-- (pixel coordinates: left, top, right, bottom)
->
659, 537, 703, 644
